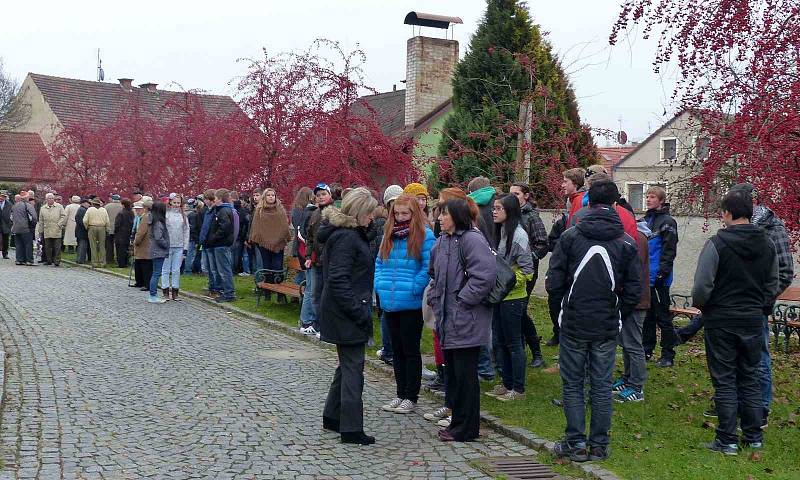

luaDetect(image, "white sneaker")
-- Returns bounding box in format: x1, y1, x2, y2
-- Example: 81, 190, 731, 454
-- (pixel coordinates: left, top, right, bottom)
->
382, 397, 403, 412
237, 272, 251, 277
395, 399, 416, 414
315, 332, 320, 340
375, 348, 384, 358
437, 415, 451, 428
421, 366, 437, 381
147, 296, 167, 304
299, 326, 319, 336
424, 406, 451, 422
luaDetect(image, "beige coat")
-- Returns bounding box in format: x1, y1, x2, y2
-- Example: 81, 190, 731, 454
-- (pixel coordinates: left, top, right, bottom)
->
83, 206, 110, 230
133, 216, 151, 260
36, 203, 66, 239
63, 202, 80, 246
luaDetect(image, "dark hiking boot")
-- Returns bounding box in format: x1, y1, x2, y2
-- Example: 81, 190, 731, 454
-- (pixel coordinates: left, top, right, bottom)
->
654, 357, 674, 368
341, 431, 375, 445
554, 440, 588, 462
171, 288, 180, 301
545, 336, 559, 347
589, 445, 610, 461
162, 288, 171, 301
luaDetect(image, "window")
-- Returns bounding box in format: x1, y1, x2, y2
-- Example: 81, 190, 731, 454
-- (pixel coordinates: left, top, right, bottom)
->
695, 137, 711, 160
628, 183, 644, 211
661, 138, 677, 162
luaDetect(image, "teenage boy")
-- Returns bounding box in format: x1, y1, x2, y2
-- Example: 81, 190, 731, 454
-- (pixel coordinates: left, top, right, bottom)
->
206, 189, 236, 303
641, 186, 679, 367
547, 180, 640, 462
693, 189, 778, 455
301, 183, 334, 336
199, 190, 219, 298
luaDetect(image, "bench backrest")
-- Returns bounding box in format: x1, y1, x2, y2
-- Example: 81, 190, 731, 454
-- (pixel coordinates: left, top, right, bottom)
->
287, 256, 301, 272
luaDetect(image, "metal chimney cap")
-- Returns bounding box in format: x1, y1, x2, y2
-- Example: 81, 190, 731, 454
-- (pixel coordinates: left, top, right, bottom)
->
404, 12, 463, 29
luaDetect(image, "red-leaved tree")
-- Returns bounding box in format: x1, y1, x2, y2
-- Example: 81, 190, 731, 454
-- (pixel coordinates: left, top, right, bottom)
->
611, 0, 800, 237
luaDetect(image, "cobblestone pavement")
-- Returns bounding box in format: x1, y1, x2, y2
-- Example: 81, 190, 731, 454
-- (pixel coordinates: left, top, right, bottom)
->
0, 261, 545, 479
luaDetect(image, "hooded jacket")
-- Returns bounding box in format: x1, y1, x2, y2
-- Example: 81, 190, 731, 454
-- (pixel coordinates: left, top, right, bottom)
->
468, 186, 496, 246
427, 228, 497, 350
634, 222, 652, 311
692, 224, 779, 328
318, 207, 376, 346
546, 205, 641, 341
752, 205, 794, 295
205, 204, 235, 248
642, 203, 678, 287
374, 226, 435, 312
148, 215, 170, 259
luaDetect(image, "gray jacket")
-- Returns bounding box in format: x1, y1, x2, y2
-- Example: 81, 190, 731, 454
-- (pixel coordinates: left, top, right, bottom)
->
148, 216, 170, 259
165, 209, 190, 250
11, 201, 37, 234
427, 228, 496, 350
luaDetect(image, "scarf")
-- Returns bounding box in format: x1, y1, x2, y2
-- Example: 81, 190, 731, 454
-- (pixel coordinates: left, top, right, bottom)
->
392, 220, 411, 239
249, 203, 291, 252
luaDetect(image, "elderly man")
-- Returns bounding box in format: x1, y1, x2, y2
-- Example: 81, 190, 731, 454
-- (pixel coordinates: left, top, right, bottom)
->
0, 190, 11, 259
11, 194, 38, 265
105, 194, 123, 264
83, 198, 110, 268
36, 193, 67, 266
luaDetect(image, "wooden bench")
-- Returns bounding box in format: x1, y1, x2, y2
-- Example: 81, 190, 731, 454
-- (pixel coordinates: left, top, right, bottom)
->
770, 303, 800, 353
254, 257, 305, 305
669, 294, 700, 320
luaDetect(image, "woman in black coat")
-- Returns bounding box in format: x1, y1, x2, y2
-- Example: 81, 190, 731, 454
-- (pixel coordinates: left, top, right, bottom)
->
114, 199, 135, 268
319, 187, 379, 445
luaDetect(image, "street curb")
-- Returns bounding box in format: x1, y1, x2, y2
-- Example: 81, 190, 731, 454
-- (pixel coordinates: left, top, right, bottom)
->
62, 260, 621, 480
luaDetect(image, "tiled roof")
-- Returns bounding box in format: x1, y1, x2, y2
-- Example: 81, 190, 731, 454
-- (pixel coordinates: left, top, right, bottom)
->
0, 132, 49, 182
598, 146, 635, 174
28, 73, 241, 130
352, 89, 407, 137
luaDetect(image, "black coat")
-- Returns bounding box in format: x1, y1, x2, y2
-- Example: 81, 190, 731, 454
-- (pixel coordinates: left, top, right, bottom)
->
0, 201, 11, 234
187, 209, 202, 243
206, 205, 235, 248
546, 206, 641, 341
114, 209, 134, 245
319, 207, 375, 346
74, 206, 89, 241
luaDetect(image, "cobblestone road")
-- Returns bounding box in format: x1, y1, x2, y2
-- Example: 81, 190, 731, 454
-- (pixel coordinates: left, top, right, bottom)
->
0, 261, 543, 479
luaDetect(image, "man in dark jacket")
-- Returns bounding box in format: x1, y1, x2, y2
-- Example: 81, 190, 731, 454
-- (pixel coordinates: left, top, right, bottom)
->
74, 198, 90, 264
692, 189, 778, 455
545, 212, 569, 345
199, 190, 219, 296
206, 189, 236, 302
546, 180, 640, 462
641, 186, 680, 367
0, 191, 12, 259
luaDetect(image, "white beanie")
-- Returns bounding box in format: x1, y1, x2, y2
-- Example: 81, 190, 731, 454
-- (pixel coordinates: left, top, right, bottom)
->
383, 185, 404, 205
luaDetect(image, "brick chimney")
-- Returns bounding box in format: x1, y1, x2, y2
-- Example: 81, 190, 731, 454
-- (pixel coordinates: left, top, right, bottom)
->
404, 36, 458, 127
139, 83, 158, 93
118, 78, 134, 92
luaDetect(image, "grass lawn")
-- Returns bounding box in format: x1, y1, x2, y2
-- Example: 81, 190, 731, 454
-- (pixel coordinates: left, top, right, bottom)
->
62, 254, 800, 479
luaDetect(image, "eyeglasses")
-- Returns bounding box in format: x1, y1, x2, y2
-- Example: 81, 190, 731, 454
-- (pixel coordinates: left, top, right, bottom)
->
492, 206, 504, 212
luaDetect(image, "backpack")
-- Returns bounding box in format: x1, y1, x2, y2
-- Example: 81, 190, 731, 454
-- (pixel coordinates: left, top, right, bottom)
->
457, 231, 517, 304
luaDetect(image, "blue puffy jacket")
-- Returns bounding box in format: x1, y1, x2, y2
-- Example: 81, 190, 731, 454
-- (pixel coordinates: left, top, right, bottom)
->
374, 227, 435, 312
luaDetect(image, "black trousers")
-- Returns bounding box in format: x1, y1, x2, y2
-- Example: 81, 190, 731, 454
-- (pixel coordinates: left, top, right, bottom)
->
521, 280, 540, 352
323, 344, 366, 433
705, 326, 763, 445
106, 234, 116, 264
134, 259, 153, 288
444, 347, 481, 441
548, 294, 561, 338
642, 285, 678, 360
44, 238, 62, 265
386, 309, 424, 403
116, 241, 130, 268
0, 231, 9, 257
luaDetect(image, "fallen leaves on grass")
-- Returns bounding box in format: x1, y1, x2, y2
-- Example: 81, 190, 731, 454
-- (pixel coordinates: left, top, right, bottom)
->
748, 451, 763, 462
702, 420, 716, 430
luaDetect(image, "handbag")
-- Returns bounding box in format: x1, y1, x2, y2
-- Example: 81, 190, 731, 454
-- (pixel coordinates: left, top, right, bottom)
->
457, 231, 516, 304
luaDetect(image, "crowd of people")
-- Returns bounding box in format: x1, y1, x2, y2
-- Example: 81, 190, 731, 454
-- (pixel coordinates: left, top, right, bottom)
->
0, 167, 791, 460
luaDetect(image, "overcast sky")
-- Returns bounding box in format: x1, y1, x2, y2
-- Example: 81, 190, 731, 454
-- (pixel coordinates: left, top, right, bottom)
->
2, 0, 677, 143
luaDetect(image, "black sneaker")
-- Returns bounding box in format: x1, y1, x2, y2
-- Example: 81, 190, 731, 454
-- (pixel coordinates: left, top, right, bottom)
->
761, 408, 769, 429
702, 400, 717, 418
654, 357, 674, 368
341, 431, 375, 445
705, 439, 738, 456
530, 356, 546, 369
588, 445, 610, 461
545, 337, 559, 347
554, 440, 589, 462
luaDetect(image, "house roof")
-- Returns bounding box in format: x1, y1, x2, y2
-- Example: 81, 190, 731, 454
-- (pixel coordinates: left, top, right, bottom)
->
598, 146, 635, 173
28, 73, 241, 130
0, 132, 49, 182
353, 88, 452, 139
613, 110, 698, 171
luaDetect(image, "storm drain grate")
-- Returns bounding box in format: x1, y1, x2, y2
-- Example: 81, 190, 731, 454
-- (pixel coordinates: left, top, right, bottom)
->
483, 456, 558, 479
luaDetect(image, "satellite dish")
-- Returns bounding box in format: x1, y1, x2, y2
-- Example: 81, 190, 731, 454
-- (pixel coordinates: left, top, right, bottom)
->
617, 131, 628, 145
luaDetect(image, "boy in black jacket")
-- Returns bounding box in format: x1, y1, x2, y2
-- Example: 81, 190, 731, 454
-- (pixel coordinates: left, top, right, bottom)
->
546, 181, 640, 462
206, 189, 236, 302
693, 189, 778, 455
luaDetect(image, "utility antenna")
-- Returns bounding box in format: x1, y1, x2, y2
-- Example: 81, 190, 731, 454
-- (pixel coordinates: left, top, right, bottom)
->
96, 49, 105, 82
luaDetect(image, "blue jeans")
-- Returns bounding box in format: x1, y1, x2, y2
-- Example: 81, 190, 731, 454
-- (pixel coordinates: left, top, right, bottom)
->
294, 269, 306, 286
300, 267, 316, 327
249, 245, 262, 272
15, 231, 33, 263
760, 317, 772, 409
184, 241, 197, 274
213, 246, 235, 300
204, 248, 219, 292
380, 311, 393, 358
559, 333, 616, 448
161, 247, 184, 289
477, 343, 494, 380
257, 247, 284, 271
150, 257, 166, 297
492, 298, 527, 392
232, 241, 246, 274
